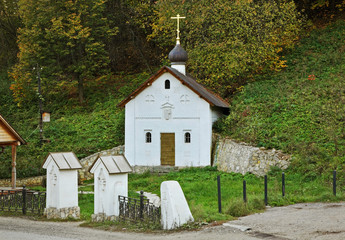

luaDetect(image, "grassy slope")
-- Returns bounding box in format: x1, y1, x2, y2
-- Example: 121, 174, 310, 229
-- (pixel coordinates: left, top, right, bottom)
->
0, 72, 150, 178
216, 19, 345, 178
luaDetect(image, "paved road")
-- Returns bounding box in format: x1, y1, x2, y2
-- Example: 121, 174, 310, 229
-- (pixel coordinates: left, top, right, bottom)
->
1, 202, 345, 240
0, 216, 255, 240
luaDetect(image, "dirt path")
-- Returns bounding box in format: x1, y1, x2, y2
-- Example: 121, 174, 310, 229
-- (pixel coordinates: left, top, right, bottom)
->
1, 202, 345, 240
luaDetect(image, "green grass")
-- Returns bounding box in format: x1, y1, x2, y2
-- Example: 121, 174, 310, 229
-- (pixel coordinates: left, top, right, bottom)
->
75, 167, 345, 224
215, 19, 345, 177
3, 167, 345, 230
126, 167, 345, 223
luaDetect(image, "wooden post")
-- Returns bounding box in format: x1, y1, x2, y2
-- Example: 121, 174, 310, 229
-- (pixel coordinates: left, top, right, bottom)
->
11, 144, 16, 189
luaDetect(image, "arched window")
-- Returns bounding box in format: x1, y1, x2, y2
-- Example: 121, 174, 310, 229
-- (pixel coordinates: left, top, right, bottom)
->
165, 80, 170, 89
146, 132, 152, 143
185, 132, 191, 143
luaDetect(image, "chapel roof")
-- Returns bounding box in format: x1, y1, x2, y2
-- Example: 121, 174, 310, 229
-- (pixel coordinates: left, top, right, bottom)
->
0, 114, 26, 146
117, 66, 229, 109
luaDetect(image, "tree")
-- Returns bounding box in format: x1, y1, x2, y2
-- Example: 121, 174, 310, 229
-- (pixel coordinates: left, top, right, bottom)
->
0, 0, 21, 69
10, 0, 117, 105
104, 0, 159, 73
150, 0, 305, 98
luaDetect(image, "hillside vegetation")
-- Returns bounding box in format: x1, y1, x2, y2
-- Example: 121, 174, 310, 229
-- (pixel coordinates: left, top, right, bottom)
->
0, 72, 149, 178
216, 19, 345, 178
0, 0, 344, 180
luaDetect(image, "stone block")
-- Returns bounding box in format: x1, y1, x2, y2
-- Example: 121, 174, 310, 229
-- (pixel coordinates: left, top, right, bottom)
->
161, 181, 194, 230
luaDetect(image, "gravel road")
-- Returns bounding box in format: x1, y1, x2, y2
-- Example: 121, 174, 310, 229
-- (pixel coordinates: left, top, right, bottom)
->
1, 202, 345, 240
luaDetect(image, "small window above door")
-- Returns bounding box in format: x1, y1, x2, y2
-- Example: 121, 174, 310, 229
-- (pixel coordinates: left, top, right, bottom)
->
145, 132, 152, 143
184, 132, 191, 143
165, 80, 170, 89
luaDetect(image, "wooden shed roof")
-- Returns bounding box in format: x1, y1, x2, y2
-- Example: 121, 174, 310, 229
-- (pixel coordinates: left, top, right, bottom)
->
0, 114, 26, 146
42, 152, 82, 170
89, 155, 132, 174
117, 66, 229, 109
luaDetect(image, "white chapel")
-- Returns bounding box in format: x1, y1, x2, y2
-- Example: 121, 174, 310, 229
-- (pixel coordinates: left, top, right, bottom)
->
118, 15, 229, 167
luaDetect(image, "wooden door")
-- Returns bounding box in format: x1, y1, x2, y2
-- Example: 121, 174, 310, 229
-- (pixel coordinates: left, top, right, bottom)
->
160, 133, 175, 166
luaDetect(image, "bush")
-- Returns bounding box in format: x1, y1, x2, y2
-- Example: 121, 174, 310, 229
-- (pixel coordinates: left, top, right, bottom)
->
225, 199, 250, 217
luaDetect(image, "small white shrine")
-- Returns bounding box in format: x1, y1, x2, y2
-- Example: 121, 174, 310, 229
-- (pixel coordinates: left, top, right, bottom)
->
42, 152, 82, 219
118, 15, 229, 168
89, 155, 132, 221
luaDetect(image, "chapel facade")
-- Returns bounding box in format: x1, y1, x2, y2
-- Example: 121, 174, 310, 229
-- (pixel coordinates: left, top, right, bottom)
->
118, 38, 229, 167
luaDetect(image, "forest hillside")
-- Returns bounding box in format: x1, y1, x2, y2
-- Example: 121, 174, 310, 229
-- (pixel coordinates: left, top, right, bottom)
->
0, 0, 344, 178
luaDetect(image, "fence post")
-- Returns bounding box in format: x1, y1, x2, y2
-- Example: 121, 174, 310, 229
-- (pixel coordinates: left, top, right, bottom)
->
140, 190, 144, 219
264, 175, 268, 205
22, 185, 27, 215
282, 172, 285, 197
243, 180, 247, 203
333, 170, 336, 196
217, 175, 222, 213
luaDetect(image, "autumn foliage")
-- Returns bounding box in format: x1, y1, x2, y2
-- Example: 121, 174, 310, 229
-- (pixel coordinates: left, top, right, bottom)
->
150, 0, 305, 98
9, 0, 116, 105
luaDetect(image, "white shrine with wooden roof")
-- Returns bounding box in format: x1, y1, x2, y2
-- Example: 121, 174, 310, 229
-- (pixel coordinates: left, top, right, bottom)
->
42, 152, 82, 219
89, 155, 132, 219
118, 16, 229, 168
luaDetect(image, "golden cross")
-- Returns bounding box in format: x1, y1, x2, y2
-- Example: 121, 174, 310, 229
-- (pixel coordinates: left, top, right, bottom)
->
171, 14, 185, 44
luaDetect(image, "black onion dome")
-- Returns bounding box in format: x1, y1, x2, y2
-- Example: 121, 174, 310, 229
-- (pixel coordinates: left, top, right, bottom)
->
168, 43, 188, 63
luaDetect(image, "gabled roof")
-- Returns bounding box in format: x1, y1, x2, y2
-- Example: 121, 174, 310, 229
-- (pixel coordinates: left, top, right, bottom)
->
0, 114, 26, 146
42, 152, 82, 170
117, 66, 229, 109
89, 155, 132, 174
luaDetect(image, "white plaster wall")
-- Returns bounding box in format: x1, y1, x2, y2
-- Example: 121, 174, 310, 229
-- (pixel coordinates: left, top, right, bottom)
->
58, 170, 78, 208
211, 108, 223, 123
125, 100, 135, 165
46, 160, 60, 208
111, 174, 128, 216
93, 162, 128, 216
124, 72, 215, 167
45, 159, 78, 209
93, 165, 109, 214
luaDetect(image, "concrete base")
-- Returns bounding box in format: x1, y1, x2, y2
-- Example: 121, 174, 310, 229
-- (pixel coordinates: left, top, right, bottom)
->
91, 213, 116, 222
44, 207, 80, 219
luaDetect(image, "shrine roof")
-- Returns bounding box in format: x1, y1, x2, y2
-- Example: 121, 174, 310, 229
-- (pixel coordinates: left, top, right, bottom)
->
43, 152, 82, 170
0, 114, 26, 146
89, 155, 132, 174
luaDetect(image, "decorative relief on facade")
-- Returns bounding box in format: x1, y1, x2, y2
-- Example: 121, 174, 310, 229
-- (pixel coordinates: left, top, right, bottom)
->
98, 168, 106, 192
161, 102, 174, 120
49, 165, 58, 186
180, 94, 190, 104
145, 95, 155, 103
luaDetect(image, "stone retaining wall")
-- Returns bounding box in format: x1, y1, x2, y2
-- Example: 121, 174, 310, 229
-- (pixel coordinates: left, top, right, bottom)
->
0, 175, 45, 187
79, 145, 124, 180
214, 138, 290, 176
0, 138, 291, 186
